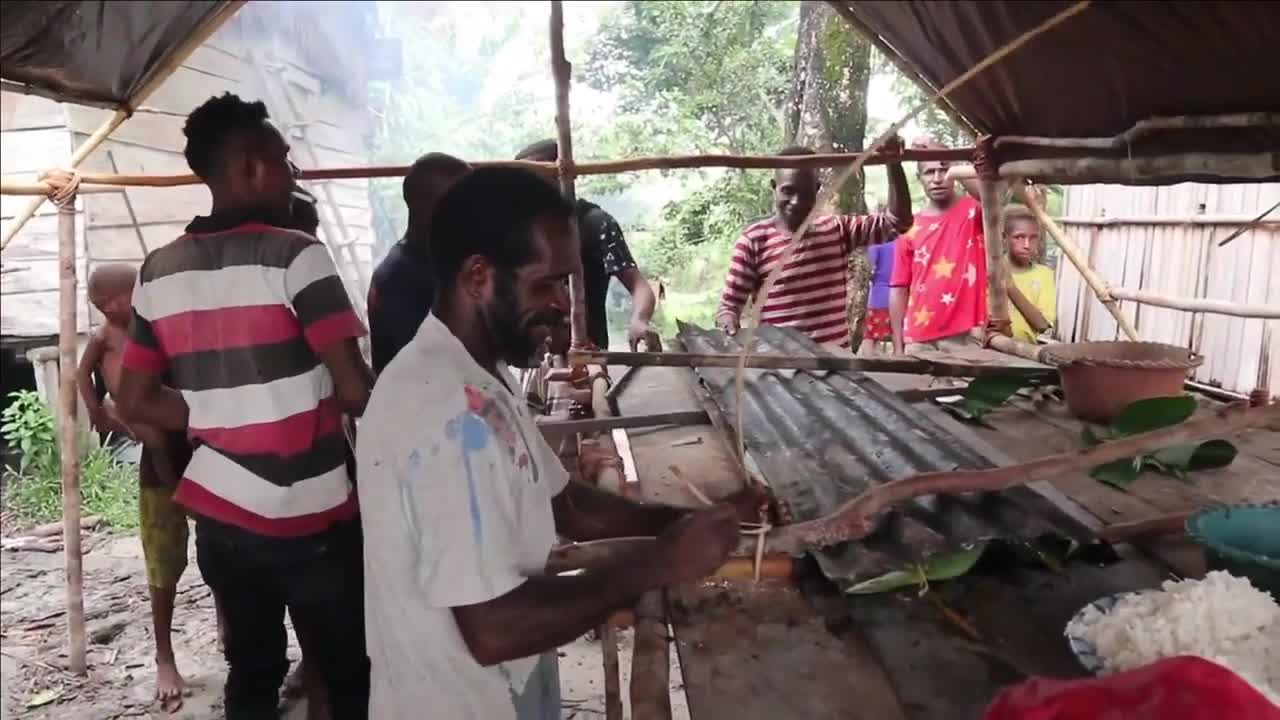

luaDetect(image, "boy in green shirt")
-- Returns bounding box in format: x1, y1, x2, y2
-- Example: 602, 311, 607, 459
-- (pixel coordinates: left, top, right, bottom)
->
1005, 205, 1057, 342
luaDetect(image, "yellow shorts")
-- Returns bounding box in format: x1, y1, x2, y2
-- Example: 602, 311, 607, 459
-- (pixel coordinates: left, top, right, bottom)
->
139, 485, 189, 590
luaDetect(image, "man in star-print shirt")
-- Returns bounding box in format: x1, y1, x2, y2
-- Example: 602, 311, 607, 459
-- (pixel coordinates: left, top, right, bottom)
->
889, 141, 988, 354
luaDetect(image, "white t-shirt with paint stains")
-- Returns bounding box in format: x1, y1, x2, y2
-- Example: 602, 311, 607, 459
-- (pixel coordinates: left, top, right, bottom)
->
358, 314, 569, 720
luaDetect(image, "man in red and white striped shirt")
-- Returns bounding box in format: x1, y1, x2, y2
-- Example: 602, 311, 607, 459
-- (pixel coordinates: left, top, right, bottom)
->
115, 93, 373, 719
715, 144, 912, 347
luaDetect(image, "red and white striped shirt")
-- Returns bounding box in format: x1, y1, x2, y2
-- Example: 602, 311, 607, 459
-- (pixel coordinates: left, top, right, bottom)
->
716, 214, 897, 347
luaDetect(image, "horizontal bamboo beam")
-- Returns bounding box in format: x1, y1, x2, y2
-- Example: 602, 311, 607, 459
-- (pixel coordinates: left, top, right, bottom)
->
0, 148, 973, 197
993, 112, 1280, 150
1057, 215, 1280, 228
571, 350, 1054, 379
949, 153, 1280, 185
1108, 287, 1280, 319
544, 403, 1280, 568
538, 410, 710, 437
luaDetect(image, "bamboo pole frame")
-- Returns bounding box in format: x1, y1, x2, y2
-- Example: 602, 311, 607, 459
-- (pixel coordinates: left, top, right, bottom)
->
0, 1, 247, 251
1010, 183, 1141, 341
948, 153, 1280, 185
979, 177, 1012, 335
1108, 288, 1280, 319
0, 148, 975, 197
1058, 214, 1280, 228
56, 200, 87, 675
550, 0, 589, 353
570, 350, 1054, 378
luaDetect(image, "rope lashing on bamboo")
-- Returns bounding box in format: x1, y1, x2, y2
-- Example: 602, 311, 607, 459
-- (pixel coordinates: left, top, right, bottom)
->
42, 169, 83, 209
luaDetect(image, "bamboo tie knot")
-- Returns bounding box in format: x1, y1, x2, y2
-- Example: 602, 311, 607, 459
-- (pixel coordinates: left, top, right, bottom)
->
973, 136, 1000, 181
41, 169, 82, 208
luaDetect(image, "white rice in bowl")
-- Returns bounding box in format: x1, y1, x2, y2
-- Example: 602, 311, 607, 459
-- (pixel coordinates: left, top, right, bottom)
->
1066, 570, 1279, 706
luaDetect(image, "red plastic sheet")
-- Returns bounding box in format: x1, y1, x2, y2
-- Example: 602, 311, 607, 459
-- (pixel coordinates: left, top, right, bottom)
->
984, 656, 1280, 720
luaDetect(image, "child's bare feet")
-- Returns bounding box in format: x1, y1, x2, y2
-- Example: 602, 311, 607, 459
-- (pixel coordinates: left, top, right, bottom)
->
155, 654, 185, 713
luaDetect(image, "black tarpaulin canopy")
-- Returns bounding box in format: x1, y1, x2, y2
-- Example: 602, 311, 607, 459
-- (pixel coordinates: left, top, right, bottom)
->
0, 0, 235, 109
841, 0, 1280, 158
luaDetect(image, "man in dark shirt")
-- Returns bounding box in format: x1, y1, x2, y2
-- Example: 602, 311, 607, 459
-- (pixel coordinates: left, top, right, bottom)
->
367, 153, 470, 374
515, 140, 659, 351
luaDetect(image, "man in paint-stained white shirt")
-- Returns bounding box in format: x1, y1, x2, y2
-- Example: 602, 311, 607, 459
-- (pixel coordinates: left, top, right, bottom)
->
358, 167, 769, 720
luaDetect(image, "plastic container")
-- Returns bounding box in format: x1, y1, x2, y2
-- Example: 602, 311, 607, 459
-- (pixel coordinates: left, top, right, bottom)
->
1042, 341, 1203, 423
1186, 504, 1280, 597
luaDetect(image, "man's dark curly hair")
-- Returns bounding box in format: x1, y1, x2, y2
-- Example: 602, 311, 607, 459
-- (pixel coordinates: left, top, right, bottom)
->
182, 93, 272, 180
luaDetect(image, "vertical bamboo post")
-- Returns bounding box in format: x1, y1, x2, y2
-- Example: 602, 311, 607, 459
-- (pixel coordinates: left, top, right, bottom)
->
549, 0, 589, 354
57, 200, 87, 675
979, 178, 1011, 334
631, 590, 673, 720
550, 4, 618, 717
1012, 183, 1140, 341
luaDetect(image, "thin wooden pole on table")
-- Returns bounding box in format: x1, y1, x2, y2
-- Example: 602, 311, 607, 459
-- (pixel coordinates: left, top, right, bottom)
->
0, 1, 246, 251
57, 200, 87, 675
570, 350, 1055, 378
1011, 183, 1141, 341
549, 0, 589, 355
1105, 288, 1280, 319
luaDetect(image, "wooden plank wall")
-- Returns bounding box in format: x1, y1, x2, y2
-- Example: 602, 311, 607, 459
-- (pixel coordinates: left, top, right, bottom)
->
2, 2, 376, 341
1, 93, 89, 340
1057, 183, 1280, 395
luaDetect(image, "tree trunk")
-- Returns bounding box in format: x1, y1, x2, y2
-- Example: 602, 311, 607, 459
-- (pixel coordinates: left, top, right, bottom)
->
788, 1, 874, 347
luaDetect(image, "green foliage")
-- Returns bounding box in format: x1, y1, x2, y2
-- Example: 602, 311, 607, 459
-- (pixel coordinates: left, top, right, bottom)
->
1084, 396, 1238, 488
940, 376, 1031, 426
848, 543, 987, 595
1, 391, 139, 530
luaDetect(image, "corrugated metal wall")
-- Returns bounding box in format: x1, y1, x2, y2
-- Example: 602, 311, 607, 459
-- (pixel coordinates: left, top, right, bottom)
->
1057, 183, 1280, 395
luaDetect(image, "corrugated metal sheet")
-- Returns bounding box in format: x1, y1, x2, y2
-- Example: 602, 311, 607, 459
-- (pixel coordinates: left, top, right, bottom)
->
1057, 183, 1280, 395
676, 322, 1092, 585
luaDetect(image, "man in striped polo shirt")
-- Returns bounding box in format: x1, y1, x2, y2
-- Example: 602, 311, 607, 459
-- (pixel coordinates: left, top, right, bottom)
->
715, 143, 912, 347
116, 93, 373, 719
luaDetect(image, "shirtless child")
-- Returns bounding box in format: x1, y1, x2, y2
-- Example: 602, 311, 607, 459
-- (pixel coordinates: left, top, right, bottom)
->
76, 264, 221, 711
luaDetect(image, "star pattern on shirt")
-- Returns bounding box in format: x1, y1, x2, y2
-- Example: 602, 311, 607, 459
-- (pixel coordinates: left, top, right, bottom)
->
967, 207, 976, 220
913, 305, 934, 327
929, 222, 941, 232
940, 292, 956, 307
932, 257, 956, 279
963, 263, 978, 287
913, 247, 931, 265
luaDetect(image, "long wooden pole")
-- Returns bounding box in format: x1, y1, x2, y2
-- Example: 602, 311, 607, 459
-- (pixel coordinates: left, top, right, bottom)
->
56, 201, 86, 675
545, 403, 1280, 570
549, 0, 589, 355
947, 153, 1280, 185
1011, 183, 1140, 340
571, 350, 1054, 379
1108, 288, 1280, 319
0, 148, 978, 197
0, 1, 246, 251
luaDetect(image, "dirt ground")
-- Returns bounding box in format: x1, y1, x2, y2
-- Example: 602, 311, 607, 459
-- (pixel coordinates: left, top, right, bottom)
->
0, 530, 690, 720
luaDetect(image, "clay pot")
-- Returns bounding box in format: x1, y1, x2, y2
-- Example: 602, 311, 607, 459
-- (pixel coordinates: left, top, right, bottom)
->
1042, 341, 1203, 423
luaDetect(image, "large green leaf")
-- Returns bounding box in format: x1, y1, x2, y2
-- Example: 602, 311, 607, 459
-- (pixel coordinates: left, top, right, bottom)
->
922, 543, 988, 581
1110, 396, 1196, 436
1186, 439, 1239, 470
846, 567, 925, 595
941, 376, 1029, 426
1091, 456, 1145, 488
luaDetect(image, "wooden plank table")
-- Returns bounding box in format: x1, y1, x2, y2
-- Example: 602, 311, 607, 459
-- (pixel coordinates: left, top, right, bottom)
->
614, 365, 908, 719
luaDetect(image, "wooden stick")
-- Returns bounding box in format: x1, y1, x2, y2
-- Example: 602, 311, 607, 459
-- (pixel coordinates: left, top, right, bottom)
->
25, 516, 101, 539
573, 350, 1054, 379
538, 411, 710, 436
994, 112, 1280, 151
0, 149, 979, 197
949, 153, 1280, 185
1011, 183, 1140, 341
980, 177, 1012, 334
56, 203, 86, 675
630, 590, 672, 720
1217, 200, 1280, 247
0, 1, 246, 250
747, 402, 1279, 556
1108, 288, 1280, 319
600, 623, 624, 720
1098, 512, 1193, 543
1057, 214, 1280, 228
549, 0, 589, 355
823, 1, 978, 139
546, 404, 1280, 567
985, 334, 1051, 364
